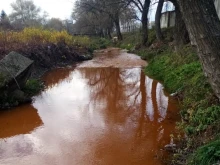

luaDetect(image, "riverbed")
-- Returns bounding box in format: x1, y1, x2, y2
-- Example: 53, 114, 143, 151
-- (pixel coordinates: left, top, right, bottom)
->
0, 48, 179, 165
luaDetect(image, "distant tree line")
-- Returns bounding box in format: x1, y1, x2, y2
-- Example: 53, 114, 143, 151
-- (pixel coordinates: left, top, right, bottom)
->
0, 0, 72, 32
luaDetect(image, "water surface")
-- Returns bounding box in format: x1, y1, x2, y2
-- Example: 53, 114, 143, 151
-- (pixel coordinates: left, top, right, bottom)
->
0, 49, 179, 165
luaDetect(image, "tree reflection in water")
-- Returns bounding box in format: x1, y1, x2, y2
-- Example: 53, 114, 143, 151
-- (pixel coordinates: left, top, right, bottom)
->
80, 67, 178, 162
0, 67, 178, 165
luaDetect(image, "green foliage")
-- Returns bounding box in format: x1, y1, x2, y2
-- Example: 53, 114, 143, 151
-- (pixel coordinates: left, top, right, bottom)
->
138, 44, 170, 61
187, 106, 220, 133
120, 43, 135, 52
23, 79, 43, 95
162, 27, 174, 42
138, 49, 155, 61
164, 62, 202, 93
148, 29, 156, 45
189, 140, 220, 165
88, 37, 111, 52
120, 31, 142, 45
117, 29, 157, 50
116, 31, 141, 51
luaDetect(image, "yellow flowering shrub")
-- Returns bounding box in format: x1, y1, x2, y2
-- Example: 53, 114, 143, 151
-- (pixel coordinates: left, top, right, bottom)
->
0, 27, 91, 47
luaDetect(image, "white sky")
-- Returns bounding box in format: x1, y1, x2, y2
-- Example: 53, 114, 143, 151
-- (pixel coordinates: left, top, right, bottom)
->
1, 0, 76, 20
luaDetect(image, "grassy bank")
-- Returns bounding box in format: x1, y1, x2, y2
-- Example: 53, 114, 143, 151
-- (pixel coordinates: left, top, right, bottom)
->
117, 30, 220, 164
144, 45, 220, 165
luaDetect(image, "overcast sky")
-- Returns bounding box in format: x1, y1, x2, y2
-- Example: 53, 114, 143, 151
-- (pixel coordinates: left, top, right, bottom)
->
1, 0, 75, 20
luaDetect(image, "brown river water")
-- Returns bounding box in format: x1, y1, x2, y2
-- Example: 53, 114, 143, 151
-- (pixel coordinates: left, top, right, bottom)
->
0, 48, 179, 165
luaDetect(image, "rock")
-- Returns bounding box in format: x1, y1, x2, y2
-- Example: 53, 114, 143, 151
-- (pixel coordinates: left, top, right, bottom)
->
0, 51, 34, 92
78, 54, 93, 61
164, 143, 177, 152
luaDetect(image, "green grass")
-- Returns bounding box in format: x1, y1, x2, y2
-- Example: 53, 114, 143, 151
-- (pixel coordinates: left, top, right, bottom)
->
88, 37, 111, 52
189, 140, 220, 165
185, 106, 220, 134
145, 45, 212, 103
116, 31, 141, 51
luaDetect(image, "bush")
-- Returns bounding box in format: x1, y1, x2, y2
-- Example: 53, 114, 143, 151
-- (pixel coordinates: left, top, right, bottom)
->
0, 27, 99, 55
87, 37, 111, 52
23, 79, 43, 95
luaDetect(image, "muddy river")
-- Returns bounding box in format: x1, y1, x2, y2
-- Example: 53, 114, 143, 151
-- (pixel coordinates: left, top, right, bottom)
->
0, 48, 179, 165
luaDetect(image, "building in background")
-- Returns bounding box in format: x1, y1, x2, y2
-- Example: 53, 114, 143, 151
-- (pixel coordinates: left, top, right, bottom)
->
215, 0, 220, 18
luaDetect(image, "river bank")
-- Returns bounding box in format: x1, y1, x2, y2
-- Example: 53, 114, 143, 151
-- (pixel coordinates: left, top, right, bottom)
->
0, 47, 92, 110
116, 31, 220, 165
0, 28, 112, 110
143, 45, 220, 165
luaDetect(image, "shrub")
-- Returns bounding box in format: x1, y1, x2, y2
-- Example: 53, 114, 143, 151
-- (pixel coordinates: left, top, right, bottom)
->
0, 27, 94, 53
23, 79, 43, 95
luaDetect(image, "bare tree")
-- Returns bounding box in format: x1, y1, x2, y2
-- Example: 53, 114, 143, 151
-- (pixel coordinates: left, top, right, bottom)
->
73, 0, 114, 37
128, 0, 151, 45
9, 0, 41, 29
74, 0, 131, 40
45, 18, 64, 31
0, 10, 12, 30
155, 0, 164, 41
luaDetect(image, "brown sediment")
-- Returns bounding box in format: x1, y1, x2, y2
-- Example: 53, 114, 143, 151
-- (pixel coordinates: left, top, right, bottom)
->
0, 48, 179, 165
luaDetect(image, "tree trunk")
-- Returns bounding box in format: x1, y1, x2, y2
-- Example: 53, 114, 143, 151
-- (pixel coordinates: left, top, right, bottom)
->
141, 0, 151, 46
107, 28, 112, 39
178, 0, 220, 100
155, 0, 164, 41
170, 0, 189, 50
114, 16, 123, 40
